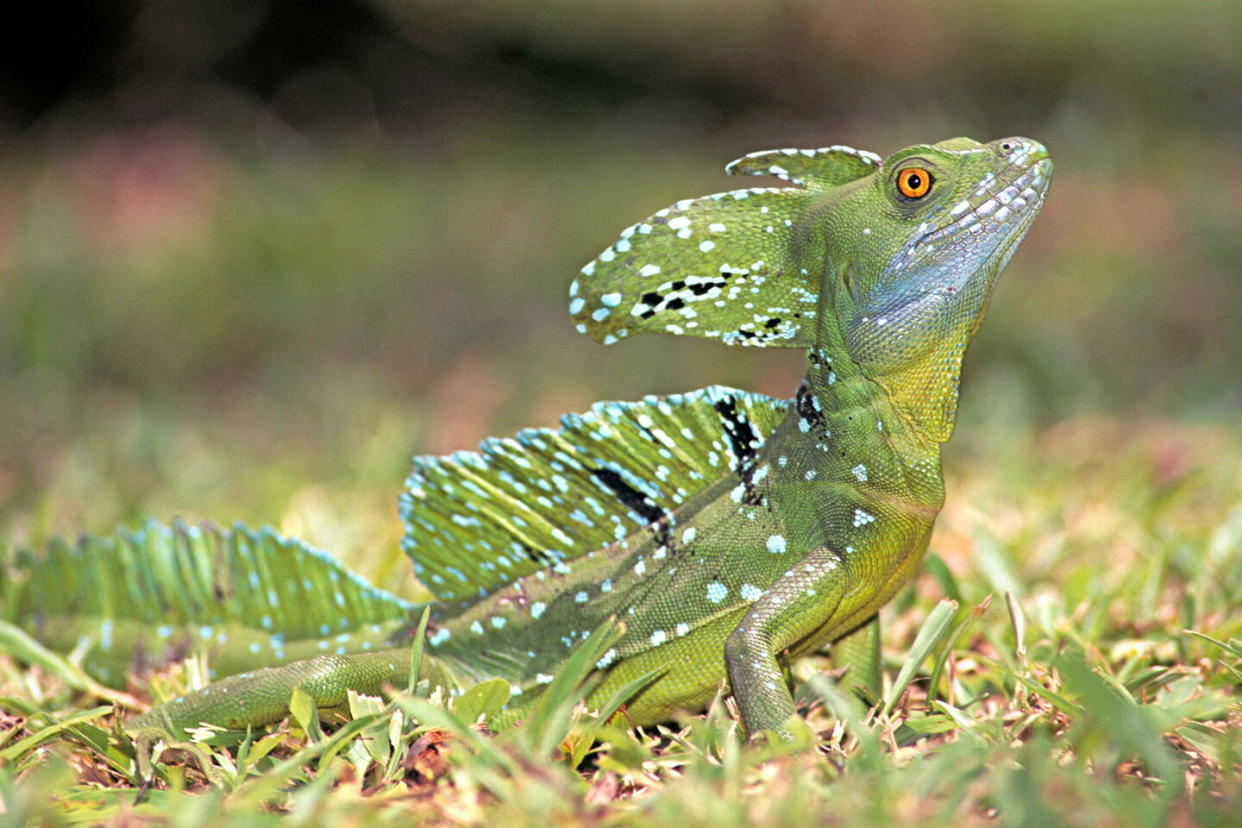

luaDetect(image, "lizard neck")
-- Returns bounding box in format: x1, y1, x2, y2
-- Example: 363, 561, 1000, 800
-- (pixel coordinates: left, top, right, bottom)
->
767, 344, 945, 514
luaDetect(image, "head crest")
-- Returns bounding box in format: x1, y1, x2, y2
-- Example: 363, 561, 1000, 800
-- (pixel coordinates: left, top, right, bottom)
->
570, 146, 879, 348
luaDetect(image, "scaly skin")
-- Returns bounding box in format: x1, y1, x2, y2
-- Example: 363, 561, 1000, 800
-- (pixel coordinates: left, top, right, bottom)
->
6, 136, 1051, 747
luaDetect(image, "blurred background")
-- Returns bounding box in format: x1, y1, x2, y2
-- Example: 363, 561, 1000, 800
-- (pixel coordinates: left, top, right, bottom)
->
2, 0, 1239, 592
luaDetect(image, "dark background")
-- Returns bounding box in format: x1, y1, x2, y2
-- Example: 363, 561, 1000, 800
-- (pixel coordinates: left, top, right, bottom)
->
2, 0, 1238, 580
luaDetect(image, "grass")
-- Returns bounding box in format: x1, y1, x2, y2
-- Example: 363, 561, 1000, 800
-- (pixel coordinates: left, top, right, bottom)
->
1, 414, 1239, 825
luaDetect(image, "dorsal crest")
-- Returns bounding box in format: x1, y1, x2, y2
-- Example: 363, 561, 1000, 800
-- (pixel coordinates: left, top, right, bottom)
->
401, 387, 788, 601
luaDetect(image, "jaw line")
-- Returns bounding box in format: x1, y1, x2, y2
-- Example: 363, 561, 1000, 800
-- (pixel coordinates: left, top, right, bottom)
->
906, 156, 1052, 253
849, 158, 1050, 361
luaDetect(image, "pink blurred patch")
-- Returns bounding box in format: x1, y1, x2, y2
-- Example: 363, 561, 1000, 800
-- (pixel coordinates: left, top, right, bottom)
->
70, 124, 235, 257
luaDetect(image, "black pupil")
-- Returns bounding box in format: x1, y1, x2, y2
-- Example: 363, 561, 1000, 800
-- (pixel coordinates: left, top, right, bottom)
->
906, 172, 922, 190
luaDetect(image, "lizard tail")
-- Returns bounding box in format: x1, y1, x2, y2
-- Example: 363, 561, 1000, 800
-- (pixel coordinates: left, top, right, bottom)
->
3, 520, 416, 687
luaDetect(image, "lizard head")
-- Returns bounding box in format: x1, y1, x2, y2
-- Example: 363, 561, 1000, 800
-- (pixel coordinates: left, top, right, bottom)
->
569, 136, 1051, 441
823, 136, 1053, 440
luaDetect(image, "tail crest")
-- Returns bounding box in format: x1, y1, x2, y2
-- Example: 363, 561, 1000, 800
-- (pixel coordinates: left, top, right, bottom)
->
5, 521, 414, 686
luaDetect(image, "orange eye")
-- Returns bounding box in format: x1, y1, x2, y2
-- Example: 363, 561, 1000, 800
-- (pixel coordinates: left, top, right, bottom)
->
896, 167, 933, 199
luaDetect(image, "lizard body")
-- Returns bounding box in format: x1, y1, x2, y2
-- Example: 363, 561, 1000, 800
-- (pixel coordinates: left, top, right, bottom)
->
3, 136, 1051, 743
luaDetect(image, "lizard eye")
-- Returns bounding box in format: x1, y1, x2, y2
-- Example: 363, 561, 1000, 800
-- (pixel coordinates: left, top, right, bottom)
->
896, 167, 933, 200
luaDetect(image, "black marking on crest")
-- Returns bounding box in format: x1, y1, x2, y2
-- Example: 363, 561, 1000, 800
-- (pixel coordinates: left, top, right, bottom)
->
519, 542, 556, 567
591, 468, 666, 527
737, 463, 764, 506
714, 395, 766, 506
795, 382, 827, 431
647, 515, 674, 548
713, 396, 758, 468
636, 273, 738, 320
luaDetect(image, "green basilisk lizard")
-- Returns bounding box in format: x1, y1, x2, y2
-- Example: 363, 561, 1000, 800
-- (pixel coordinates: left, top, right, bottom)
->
3, 136, 1051, 748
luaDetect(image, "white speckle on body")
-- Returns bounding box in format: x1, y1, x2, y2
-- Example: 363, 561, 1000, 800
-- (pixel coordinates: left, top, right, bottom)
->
853, 509, 876, 527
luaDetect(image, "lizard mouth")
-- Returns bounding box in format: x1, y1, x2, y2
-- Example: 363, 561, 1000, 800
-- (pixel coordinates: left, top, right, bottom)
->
880, 149, 1052, 290
916, 153, 1053, 251
846, 148, 1052, 373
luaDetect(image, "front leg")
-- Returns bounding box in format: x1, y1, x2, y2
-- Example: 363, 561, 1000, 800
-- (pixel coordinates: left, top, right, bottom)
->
724, 546, 846, 736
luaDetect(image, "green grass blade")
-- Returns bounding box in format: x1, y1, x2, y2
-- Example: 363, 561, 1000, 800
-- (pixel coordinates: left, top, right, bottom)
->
407, 605, 431, 694
527, 616, 623, 758
882, 598, 958, 715
0, 706, 114, 761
